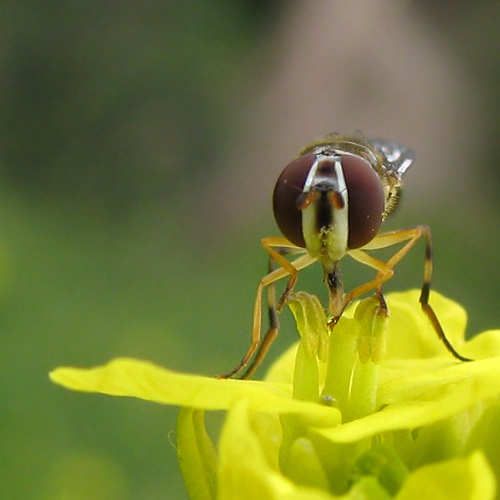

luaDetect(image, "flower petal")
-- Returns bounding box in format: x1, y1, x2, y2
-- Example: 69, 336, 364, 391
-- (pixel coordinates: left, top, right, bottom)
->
461, 329, 500, 359
285, 438, 330, 490
465, 401, 500, 489
50, 358, 341, 427
218, 400, 337, 500
315, 357, 500, 443
264, 343, 298, 385
176, 409, 217, 500
395, 451, 496, 500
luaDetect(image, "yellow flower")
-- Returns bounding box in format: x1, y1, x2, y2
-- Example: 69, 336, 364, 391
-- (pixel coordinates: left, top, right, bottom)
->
50, 290, 500, 499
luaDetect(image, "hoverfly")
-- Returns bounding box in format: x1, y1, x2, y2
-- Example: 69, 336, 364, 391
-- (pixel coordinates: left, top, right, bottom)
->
222, 133, 470, 379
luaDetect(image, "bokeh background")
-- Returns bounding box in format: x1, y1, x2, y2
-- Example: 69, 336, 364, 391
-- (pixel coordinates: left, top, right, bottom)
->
3, 1, 500, 498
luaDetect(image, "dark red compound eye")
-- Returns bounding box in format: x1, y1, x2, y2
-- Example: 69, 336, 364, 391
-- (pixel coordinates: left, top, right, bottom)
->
342, 154, 385, 249
272, 154, 315, 248
272, 153, 386, 251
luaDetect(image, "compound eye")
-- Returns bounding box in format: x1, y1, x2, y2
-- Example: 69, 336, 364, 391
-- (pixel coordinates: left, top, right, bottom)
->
272, 154, 316, 247
342, 155, 385, 249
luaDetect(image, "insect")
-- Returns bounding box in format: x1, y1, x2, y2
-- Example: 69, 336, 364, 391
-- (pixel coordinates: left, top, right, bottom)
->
221, 133, 470, 379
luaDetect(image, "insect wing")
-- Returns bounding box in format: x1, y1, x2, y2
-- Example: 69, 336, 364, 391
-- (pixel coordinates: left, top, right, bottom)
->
370, 139, 415, 175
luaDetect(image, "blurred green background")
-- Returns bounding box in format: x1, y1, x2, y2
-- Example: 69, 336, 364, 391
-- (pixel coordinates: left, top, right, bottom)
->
3, 1, 500, 498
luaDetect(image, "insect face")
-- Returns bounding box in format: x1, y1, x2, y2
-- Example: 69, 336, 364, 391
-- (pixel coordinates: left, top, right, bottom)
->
273, 150, 386, 272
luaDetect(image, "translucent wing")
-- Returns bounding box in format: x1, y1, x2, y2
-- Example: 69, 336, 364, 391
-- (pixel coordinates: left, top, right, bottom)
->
370, 139, 415, 175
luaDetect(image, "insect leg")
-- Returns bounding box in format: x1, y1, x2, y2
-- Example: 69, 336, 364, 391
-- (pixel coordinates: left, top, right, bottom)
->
343, 250, 395, 306
218, 237, 316, 378
352, 226, 471, 361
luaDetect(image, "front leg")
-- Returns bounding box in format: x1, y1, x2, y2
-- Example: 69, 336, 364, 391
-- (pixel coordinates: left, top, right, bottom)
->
218, 238, 316, 379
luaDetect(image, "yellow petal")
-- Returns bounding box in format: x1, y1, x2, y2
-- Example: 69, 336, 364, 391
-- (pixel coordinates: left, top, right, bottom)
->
379, 357, 500, 406
315, 357, 500, 443
176, 409, 217, 500
461, 329, 500, 359
286, 438, 329, 491
465, 401, 500, 488
264, 343, 298, 385
218, 400, 337, 500
50, 358, 340, 428
395, 451, 496, 500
